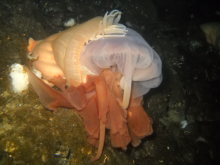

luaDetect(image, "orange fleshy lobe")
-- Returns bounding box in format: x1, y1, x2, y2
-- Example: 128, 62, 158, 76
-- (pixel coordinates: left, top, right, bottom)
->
27, 38, 42, 52
25, 66, 153, 161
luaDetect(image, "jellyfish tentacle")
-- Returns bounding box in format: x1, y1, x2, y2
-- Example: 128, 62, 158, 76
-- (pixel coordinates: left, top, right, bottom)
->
121, 76, 132, 109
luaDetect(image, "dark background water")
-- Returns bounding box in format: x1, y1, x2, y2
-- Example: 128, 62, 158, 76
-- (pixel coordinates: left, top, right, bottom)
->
0, 0, 220, 164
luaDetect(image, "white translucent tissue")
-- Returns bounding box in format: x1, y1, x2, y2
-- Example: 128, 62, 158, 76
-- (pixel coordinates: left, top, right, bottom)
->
9, 63, 29, 94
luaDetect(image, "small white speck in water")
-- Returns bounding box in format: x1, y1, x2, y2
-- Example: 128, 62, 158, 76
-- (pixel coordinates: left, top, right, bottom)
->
180, 120, 188, 129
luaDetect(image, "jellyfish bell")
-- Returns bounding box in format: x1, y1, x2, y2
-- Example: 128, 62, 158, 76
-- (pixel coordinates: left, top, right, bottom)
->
80, 28, 162, 109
